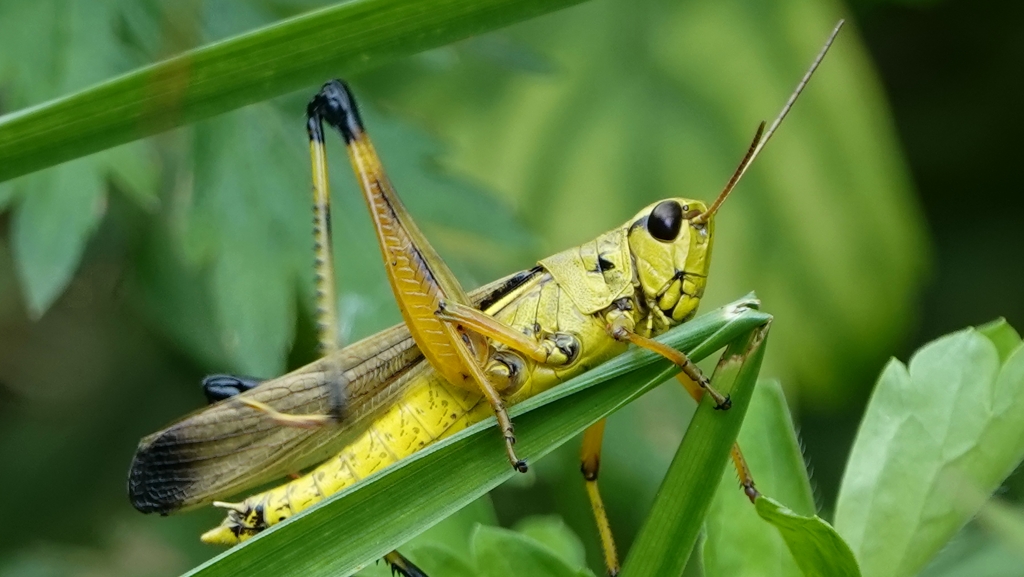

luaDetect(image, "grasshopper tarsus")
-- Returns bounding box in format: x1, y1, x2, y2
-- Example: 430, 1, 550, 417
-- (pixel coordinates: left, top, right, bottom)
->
714, 394, 732, 411
514, 460, 529, 473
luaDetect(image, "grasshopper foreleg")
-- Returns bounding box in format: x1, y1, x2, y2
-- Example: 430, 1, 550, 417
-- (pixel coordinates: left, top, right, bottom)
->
605, 315, 732, 410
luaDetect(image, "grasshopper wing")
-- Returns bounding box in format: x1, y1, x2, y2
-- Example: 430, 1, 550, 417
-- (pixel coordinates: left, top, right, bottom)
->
127, 269, 540, 514
128, 322, 423, 514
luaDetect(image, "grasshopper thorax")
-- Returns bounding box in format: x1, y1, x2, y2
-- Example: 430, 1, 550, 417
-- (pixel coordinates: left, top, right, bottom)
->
627, 198, 714, 331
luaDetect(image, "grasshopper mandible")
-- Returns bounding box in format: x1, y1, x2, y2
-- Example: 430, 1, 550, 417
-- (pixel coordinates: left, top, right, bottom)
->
128, 22, 843, 577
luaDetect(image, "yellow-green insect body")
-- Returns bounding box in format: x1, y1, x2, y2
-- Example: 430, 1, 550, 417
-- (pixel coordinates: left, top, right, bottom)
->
131, 24, 843, 574
198, 197, 717, 544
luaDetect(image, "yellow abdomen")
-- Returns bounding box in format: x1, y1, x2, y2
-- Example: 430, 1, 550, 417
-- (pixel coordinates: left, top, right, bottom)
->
201, 273, 627, 544
201, 368, 494, 544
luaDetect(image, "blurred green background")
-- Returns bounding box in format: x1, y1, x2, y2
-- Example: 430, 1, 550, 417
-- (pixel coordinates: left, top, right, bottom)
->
0, 0, 1020, 575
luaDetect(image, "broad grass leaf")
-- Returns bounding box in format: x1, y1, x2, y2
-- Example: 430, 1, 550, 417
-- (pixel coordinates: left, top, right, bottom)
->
0, 0, 591, 183
834, 323, 1024, 577
704, 379, 817, 577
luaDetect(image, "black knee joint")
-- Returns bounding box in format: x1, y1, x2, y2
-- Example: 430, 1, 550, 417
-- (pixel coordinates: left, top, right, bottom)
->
307, 80, 364, 143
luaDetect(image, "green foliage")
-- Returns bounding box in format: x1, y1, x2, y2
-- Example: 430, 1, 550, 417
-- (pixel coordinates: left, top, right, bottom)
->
0, 0, 158, 316
0, 0, 538, 374
755, 497, 861, 577
919, 525, 1024, 577
4, 2, 1017, 577
834, 320, 1024, 577
469, 524, 594, 577
358, 513, 594, 577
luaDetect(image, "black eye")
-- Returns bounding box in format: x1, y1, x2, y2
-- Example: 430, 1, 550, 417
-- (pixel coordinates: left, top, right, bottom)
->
647, 200, 683, 242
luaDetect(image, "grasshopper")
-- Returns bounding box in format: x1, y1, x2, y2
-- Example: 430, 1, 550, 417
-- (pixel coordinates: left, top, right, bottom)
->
128, 22, 842, 577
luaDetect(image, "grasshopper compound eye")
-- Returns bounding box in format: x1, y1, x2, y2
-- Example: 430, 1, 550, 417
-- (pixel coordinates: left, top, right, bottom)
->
648, 200, 684, 242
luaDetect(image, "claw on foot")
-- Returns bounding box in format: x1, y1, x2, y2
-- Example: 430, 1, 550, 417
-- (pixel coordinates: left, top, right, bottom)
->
714, 395, 732, 411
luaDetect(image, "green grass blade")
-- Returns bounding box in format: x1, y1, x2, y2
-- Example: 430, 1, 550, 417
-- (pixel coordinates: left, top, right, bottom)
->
181, 296, 769, 577
618, 320, 771, 577
0, 0, 587, 183
704, 380, 817, 577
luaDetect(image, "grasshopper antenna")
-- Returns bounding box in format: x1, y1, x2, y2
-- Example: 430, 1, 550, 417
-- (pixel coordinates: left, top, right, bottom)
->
694, 19, 845, 225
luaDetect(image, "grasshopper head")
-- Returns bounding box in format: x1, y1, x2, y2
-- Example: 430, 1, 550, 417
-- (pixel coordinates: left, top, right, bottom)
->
626, 120, 767, 329
627, 198, 715, 327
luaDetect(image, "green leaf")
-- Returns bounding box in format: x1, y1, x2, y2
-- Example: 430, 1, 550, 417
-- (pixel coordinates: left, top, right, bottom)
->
375, 0, 927, 408
977, 318, 1023, 364
472, 525, 593, 577
11, 157, 107, 316
919, 525, 1024, 577
403, 544, 478, 577
0, 0, 158, 316
178, 295, 769, 577
513, 516, 588, 568
0, 0, 591, 183
184, 103, 309, 376
704, 380, 817, 577
755, 497, 861, 577
407, 495, 500, 554
834, 323, 1024, 577
619, 321, 769, 576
